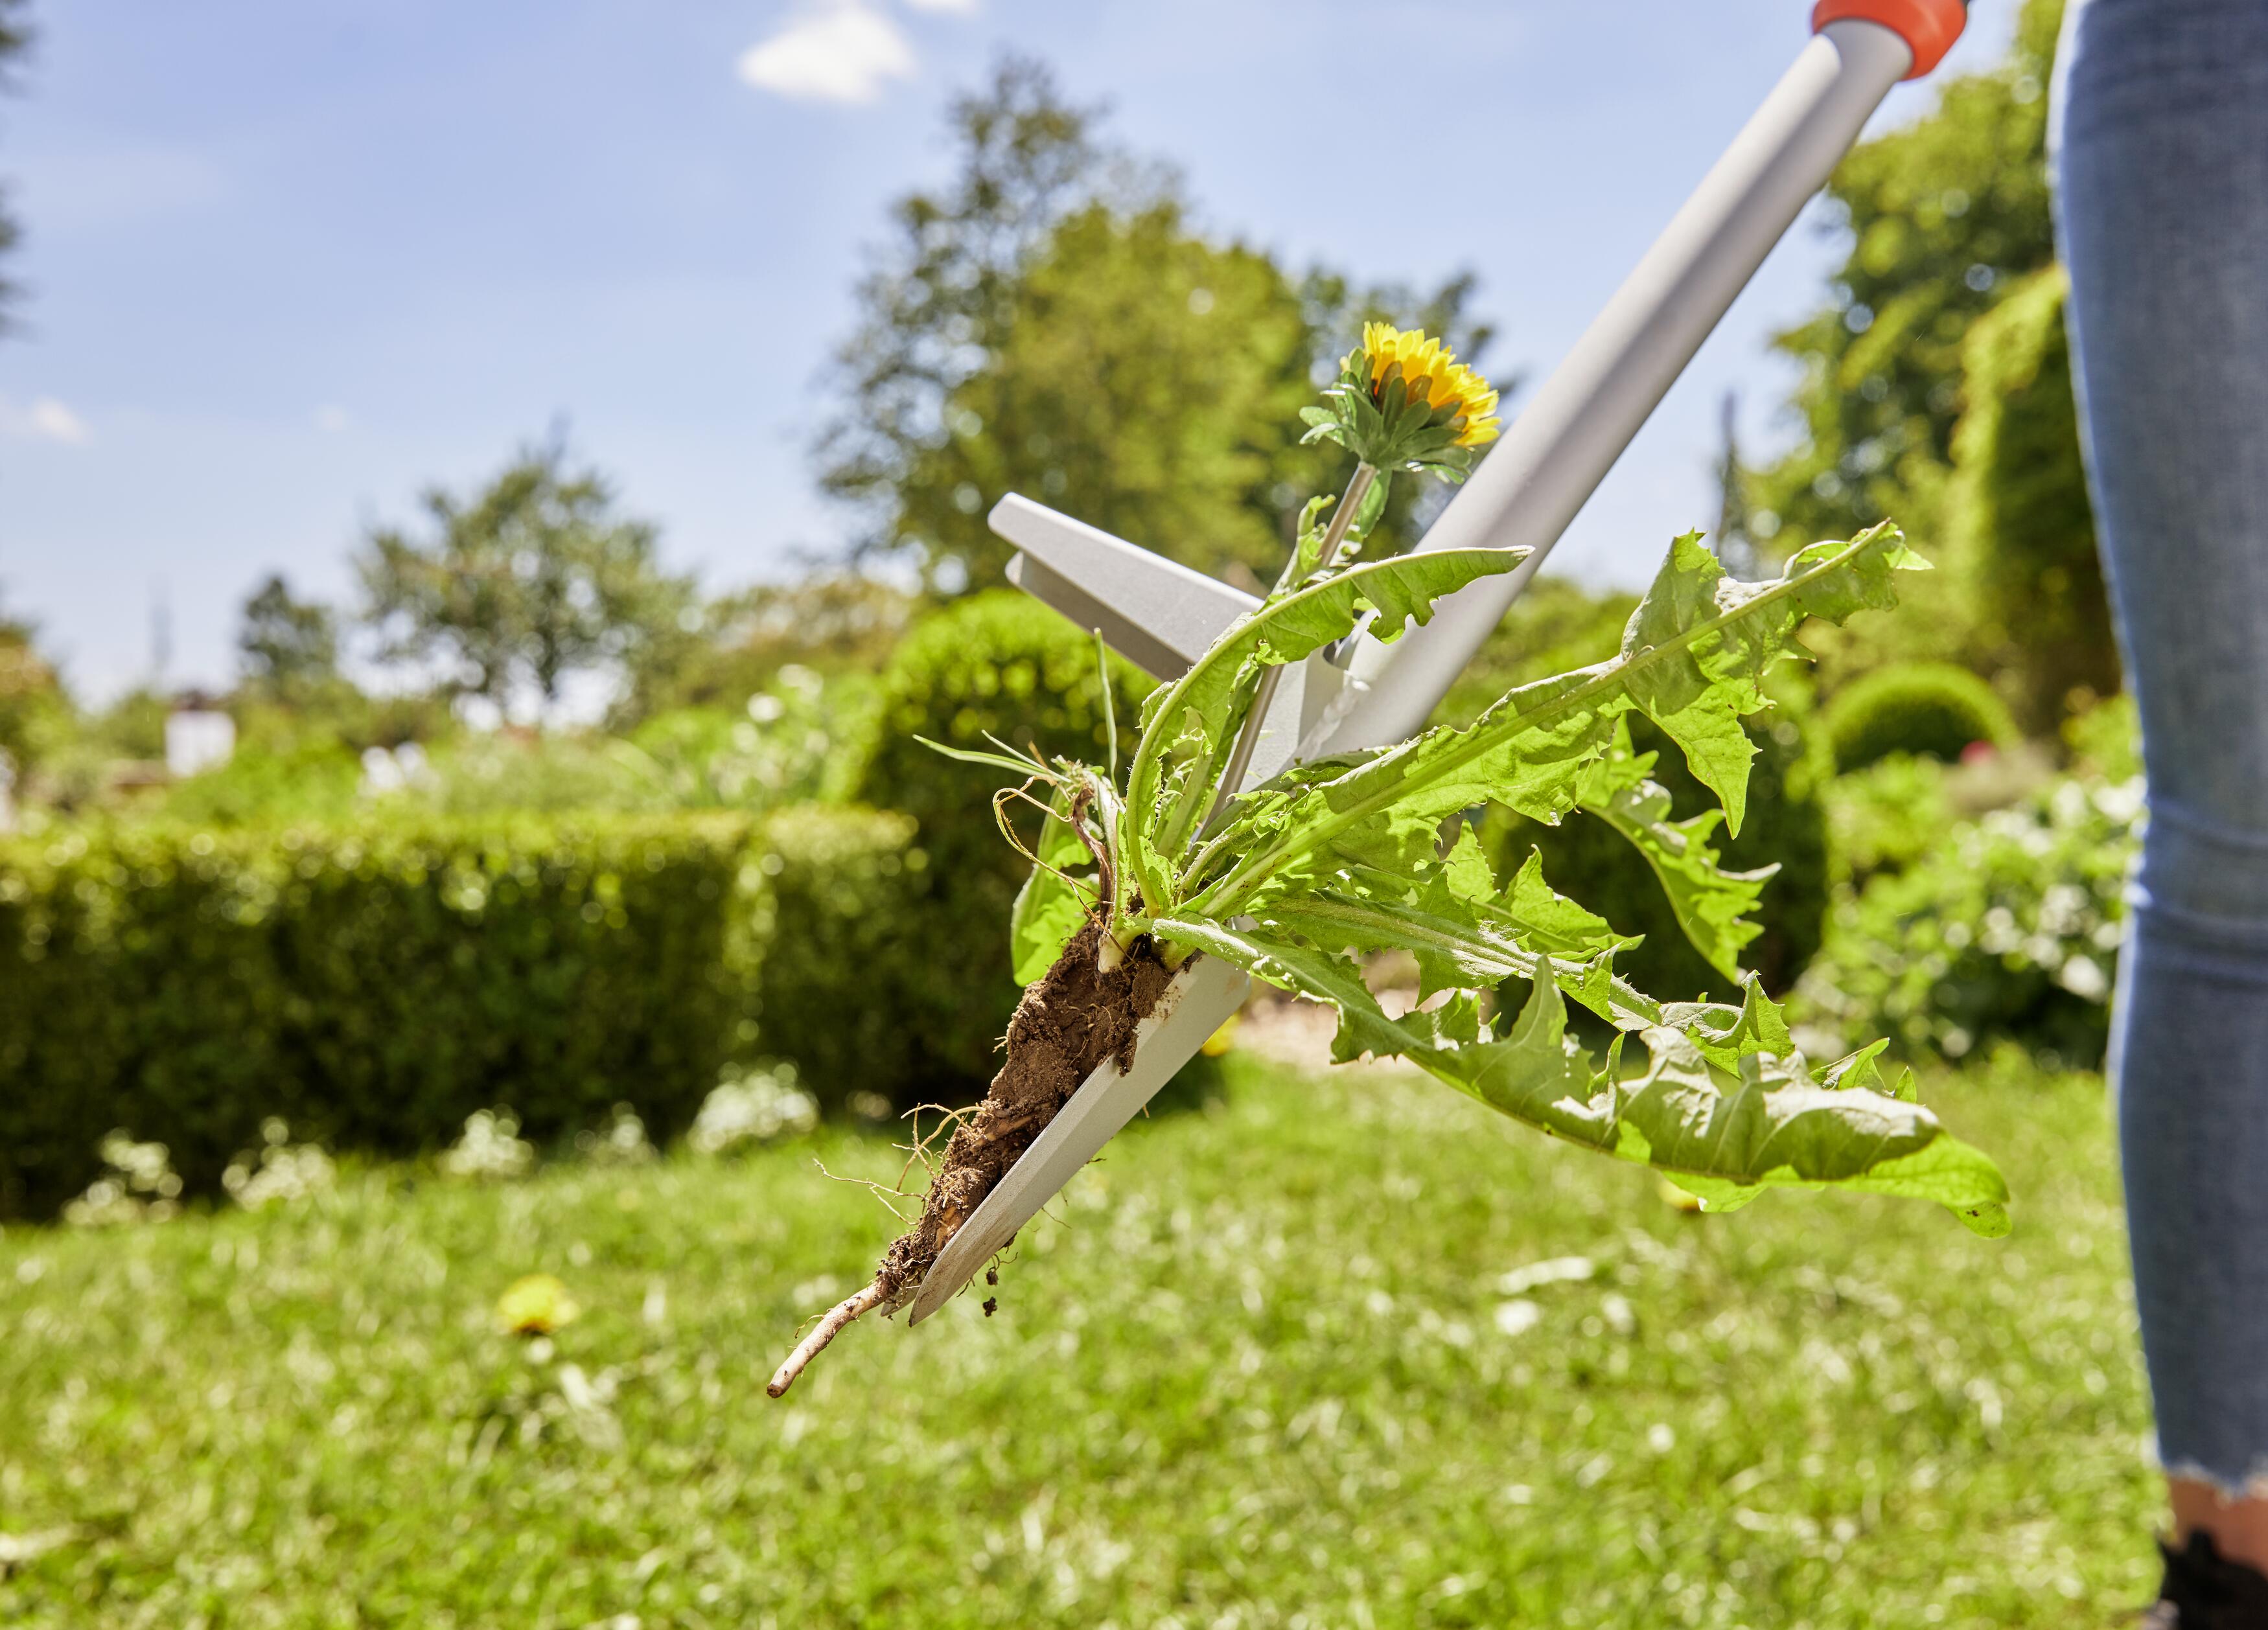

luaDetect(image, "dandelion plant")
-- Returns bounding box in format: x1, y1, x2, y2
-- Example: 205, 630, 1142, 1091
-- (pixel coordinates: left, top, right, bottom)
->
769, 325, 2006, 1396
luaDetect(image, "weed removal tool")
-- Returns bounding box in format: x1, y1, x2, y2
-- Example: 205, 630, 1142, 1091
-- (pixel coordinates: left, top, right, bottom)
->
899, 3, 1972, 1331
766, 2, 1984, 1392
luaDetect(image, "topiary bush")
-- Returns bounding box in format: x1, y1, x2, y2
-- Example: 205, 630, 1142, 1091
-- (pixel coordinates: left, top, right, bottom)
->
1483, 687, 1833, 1003
849, 590, 1157, 1104
0, 815, 764, 1217
1823, 660, 2019, 774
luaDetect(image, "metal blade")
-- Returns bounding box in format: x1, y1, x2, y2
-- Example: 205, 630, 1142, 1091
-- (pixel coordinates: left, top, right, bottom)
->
905, 954, 1249, 1324
991, 493, 1255, 680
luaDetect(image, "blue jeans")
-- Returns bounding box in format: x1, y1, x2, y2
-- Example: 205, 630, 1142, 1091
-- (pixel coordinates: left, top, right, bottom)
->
2057, 0, 2268, 1498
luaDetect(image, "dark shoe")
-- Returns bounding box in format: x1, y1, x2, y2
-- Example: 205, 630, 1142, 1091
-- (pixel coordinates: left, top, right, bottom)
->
2145, 1530, 2268, 1627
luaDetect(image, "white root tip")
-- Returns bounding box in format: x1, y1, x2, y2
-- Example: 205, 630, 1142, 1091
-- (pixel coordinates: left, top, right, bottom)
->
767, 1280, 888, 1399
1096, 934, 1126, 974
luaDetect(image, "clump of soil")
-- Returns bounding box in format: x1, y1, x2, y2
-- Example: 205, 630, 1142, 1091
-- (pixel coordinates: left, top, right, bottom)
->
767, 919, 1177, 1397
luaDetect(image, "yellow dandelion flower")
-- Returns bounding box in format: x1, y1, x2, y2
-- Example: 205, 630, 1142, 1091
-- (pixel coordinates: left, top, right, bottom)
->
497, 1273, 580, 1337
1361, 321, 1501, 448
1300, 323, 1502, 483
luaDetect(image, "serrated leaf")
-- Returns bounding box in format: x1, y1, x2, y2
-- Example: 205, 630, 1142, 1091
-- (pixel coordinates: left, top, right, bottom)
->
1009, 794, 1097, 985
1152, 915, 1444, 1066
1673, 977, 1796, 1071
1621, 1034, 2008, 1233
1617, 532, 1765, 833
1120, 545, 1526, 912
1452, 835, 1625, 959
1187, 524, 1919, 924
1576, 726, 1772, 981
1155, 915, 2006, 1234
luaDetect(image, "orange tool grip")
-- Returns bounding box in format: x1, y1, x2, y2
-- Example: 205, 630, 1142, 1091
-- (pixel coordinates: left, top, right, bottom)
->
1812, 0, 1966, 79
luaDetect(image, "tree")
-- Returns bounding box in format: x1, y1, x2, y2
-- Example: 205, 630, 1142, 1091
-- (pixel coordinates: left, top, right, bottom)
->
1753, 0, 2062, 554
0, 1, 30, 326
1749, 0, 2112, 725
1946, 265, 2114, 728
903, 199, 1320, 588
622, 571, 914, 718
237, 573, 340, 699
818, 56, 1114, 586
0, 605, 69, 779
358, 445, 693, 709
819, 55, 1499, 593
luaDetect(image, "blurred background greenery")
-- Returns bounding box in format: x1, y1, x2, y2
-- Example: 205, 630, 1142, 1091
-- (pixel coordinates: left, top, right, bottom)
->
0, 1, 2181, 1620
0, 0, 2129, 1213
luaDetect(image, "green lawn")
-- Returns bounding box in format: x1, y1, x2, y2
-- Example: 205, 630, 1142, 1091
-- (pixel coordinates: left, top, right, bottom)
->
0, 1048, 2155, 1628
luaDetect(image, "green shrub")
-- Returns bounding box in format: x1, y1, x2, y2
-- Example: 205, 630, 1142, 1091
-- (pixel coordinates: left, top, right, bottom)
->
1796, 768, 2140, 1066
1947, 264, 2120, 730
1483, 688, 1833, 1002
0, 816, 761, 1217
848, 591, 1156, 1102
2064, 693, 2140, 782
156, 739, 365, 828
748, 802, 929, 1114
1823, 661, 2018, 773
1823, 753, 1961, 890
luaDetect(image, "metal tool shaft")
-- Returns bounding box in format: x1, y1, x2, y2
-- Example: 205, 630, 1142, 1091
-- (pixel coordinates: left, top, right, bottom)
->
1315, 19, 1914, 754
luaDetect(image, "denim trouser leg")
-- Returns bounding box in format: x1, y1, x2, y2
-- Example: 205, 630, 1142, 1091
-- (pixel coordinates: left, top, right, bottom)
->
2057, 0, 2268, 1496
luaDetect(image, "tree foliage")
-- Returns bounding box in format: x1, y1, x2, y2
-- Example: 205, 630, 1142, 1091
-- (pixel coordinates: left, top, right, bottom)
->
0, 0, 30, 325
1755, 0, 2062, 552
0, 606, 68, 780
621, 572, 914, 721
358, 445, 693, 708
237, 574, 340, 700
1751, 0, 2114, 730
1945, 266, 2114, 728
909, 200, 1320, 588
818, 56, 1497, 592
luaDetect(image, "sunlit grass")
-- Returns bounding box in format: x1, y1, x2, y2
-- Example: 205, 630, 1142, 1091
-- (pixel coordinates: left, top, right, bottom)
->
0, 1050, 2153, 1627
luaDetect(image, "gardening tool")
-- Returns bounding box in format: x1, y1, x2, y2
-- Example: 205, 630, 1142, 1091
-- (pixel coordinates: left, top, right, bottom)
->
907, 0, 1969, 1326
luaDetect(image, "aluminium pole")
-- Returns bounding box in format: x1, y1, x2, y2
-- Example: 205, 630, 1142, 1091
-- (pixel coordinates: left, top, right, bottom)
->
1313, 18, 1921, 754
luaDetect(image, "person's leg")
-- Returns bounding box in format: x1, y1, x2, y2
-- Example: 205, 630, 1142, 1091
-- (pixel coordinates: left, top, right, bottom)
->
2056, 0, 2268, 1573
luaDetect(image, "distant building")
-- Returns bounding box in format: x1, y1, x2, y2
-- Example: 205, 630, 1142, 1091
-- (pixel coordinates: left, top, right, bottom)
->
165, 694, 236, 779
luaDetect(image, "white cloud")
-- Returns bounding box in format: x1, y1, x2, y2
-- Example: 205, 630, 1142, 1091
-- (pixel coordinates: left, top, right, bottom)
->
313, 404, 352, 434
737, 0, 917, 105
0, 396, 91, 444
903, 0, 979, 12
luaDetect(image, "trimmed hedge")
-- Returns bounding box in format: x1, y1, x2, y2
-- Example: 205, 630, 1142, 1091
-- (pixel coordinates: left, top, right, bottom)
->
0, 816, 784, 1218
849, 590, 1156, 1103
748, 802, 931, 1114
1823, 660, 2019, 774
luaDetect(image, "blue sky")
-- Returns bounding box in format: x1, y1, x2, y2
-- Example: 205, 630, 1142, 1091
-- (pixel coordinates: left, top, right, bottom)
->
0, 1, 2019, 699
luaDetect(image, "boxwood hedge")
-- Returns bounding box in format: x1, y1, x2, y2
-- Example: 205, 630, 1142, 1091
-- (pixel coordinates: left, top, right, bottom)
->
0, 807, 924, 1217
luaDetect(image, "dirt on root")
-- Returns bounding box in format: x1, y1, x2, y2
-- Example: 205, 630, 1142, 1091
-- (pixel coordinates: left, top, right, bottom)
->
872, 919, 1175, 1309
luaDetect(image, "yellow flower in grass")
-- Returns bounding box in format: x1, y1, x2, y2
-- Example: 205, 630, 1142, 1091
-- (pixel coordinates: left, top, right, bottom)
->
1301, 323, 1501, 482
497, 1273, 580, 1337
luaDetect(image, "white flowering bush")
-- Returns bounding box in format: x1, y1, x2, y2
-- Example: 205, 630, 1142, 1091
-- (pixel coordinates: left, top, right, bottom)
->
688, 1064, 819, 1156
223, 1120, 338, 1210
1796, 771, 2142, 1065
62, 1132, 184, 1227
437, 1108, 538, 1181
574, 1105, 658, 1167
